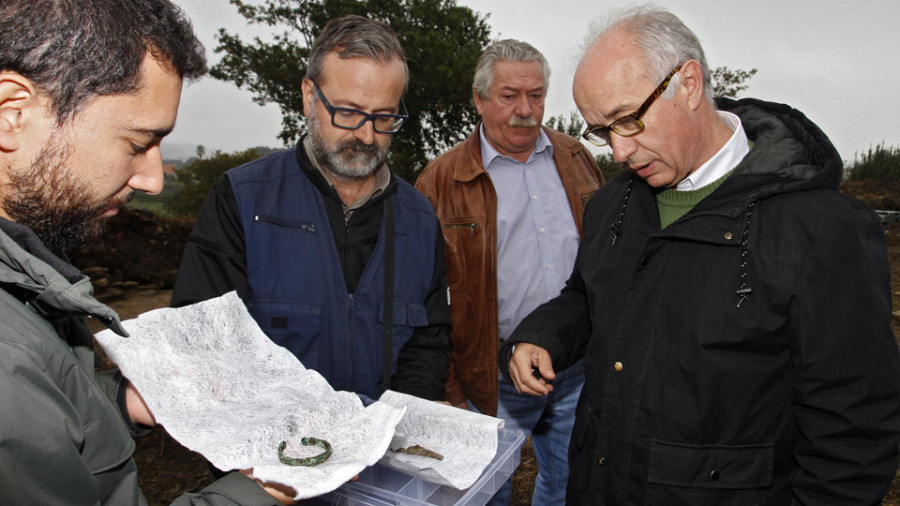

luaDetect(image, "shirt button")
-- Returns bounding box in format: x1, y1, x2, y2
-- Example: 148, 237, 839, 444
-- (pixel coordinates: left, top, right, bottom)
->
614, 361, 624, 372
532, 195, 538, 200
724, 232, 733, 240
710, 470, 720, 481
597, 457, 606, 466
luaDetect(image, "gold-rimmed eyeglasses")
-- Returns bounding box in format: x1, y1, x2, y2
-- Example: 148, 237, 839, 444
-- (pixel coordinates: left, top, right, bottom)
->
581, 65, 682, 147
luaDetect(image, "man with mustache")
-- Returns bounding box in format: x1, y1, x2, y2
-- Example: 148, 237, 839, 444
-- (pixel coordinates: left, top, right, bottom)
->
415, 39, 603, 505
501, 5, 900, 504
0, 0, 297, 503
172, 15, 450, 407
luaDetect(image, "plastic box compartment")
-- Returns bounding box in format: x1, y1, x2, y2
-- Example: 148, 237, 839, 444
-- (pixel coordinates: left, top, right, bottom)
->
311, 427, 526, 505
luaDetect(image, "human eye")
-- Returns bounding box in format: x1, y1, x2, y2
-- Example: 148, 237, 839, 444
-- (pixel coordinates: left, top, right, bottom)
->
131, 143, 150, 155
373, 115, 393, 128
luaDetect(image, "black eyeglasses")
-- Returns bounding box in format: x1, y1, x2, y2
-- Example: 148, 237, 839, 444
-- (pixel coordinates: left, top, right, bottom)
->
312, 81, 408, 134
581, 65, 682, 147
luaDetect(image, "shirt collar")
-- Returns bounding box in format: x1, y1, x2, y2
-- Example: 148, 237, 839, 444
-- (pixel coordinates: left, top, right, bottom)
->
479, 123, 553, 168
676, 110, 749, 191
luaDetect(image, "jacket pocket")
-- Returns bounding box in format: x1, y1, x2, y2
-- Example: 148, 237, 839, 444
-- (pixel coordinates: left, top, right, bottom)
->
379, 302, 429, 328
247, 299, 323, 365
253, 214, 317, 233
648, 439, 773, 489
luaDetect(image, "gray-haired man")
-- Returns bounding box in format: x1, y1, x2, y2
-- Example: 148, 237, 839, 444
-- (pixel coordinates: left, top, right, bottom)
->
416, 39, 603, 504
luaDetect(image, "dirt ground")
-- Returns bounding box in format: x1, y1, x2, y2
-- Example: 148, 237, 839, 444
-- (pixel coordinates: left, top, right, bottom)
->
74, 180, 900, 504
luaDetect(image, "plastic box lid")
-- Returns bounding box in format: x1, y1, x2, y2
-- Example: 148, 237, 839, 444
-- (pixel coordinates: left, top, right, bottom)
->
310, 427, 527, 505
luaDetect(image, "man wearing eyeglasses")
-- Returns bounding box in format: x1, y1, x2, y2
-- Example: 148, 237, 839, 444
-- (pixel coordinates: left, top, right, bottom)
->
416, 40, 603, 505
501, 5, 900, 505
172, 15, 450, 407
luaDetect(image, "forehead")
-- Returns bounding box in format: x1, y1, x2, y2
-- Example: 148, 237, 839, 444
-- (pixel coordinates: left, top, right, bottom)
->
319, 53, 406, 106
490, 60, 545, 90
70, 56, 182, 134
573, 36, 654, 122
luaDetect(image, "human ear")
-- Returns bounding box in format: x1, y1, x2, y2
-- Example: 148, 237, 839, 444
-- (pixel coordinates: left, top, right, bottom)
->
680, 60, 706, 111
301, 78, 315, 119
473, 88, 485, 116
0, 72, 36, 152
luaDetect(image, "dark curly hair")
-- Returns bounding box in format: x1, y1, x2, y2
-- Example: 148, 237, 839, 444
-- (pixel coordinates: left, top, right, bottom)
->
0, 0, 207, 125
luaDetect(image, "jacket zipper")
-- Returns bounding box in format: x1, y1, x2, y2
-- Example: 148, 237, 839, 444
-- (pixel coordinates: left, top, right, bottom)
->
442, 222, 478, 236
254, 215, 316, 233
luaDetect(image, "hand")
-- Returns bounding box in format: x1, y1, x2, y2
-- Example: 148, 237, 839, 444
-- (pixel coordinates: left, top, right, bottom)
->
125, 382, 156, 426
240, 469, 299, 505
239, 470, 359, 505
508, 343, 555, 396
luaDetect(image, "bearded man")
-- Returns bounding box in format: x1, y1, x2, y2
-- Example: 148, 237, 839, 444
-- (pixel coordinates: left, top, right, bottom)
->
172, 15, 450, 405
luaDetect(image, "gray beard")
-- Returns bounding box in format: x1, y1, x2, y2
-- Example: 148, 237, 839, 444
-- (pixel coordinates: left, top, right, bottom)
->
307, 110, 390, 181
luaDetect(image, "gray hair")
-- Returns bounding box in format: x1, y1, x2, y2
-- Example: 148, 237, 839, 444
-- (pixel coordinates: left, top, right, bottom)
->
585, 5, 714, 103
306, 15, 409, 93
473, 39, 550, 100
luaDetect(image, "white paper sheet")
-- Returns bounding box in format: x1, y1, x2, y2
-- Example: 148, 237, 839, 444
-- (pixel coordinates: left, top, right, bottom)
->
95, 292, 405, 500
379, 391, 503, 489
96, 291, 506, 499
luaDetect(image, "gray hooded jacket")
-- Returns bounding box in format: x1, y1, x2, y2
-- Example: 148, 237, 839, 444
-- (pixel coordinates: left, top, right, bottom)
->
0, 219, 277, 505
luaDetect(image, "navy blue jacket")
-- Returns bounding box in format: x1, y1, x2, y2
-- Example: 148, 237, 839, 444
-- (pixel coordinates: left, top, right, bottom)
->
173, 143, 450, 401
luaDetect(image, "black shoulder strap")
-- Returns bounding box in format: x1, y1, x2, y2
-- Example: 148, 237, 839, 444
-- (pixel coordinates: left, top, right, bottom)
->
382, 193, 395, 393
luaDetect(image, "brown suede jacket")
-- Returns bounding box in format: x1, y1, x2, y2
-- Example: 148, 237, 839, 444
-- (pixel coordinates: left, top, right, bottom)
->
415, 126, 604, 415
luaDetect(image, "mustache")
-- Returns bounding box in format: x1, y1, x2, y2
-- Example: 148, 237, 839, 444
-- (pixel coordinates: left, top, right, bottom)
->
338, 139, 378, 154
508, 116, 539, 128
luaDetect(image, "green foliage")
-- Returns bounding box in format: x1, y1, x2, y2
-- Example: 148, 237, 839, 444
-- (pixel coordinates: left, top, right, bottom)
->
170, 147, 272, 217
211, 0, 492, 182
595, 152, 623, 182
711, 66, 757, 99
848, 143, 900, 181
545, 111, 584, 139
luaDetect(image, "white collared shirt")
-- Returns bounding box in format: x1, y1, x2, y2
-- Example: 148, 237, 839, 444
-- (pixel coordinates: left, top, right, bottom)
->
676, 111, 749, 191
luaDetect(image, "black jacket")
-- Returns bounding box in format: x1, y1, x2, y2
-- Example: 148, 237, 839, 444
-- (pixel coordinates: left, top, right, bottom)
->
501, 98, 900, 505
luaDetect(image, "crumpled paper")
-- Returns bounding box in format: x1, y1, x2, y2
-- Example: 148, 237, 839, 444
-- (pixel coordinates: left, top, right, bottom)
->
378, 390, 503, 489
96, 291, 505, 499
95, 292, 406, 500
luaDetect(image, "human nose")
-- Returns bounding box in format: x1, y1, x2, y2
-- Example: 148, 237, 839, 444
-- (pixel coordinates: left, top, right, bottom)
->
128, 146, 165, 195
609, 133, 637, 164
353, 120, 376, 145
514, 95, 533, 118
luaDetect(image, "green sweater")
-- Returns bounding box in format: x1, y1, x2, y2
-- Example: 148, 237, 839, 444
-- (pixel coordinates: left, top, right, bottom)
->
656, 170, 733, 228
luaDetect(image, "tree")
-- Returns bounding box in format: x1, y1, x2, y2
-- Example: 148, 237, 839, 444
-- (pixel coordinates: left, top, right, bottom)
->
595, 153, 624, 182
711, 66, 757, 99
171, 147, 272, 217
545, 111, 584, 139
211, 0, 491, 182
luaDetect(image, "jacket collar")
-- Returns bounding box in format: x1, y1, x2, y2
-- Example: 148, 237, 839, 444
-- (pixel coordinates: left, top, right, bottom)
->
452, 123, 584, 183
0, 219, 126, 336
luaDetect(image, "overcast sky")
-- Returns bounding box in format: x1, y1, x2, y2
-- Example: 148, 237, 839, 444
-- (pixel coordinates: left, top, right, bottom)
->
165, 0, 900, 165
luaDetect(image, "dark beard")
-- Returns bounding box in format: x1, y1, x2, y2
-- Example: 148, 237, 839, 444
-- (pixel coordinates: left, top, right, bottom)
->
307, 108, 390, 181
3, 137, 131, 253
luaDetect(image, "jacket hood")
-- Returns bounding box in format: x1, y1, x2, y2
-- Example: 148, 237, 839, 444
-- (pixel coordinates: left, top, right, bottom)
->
604, 98, 844, 307
0, 221, 126, 336
710, 97, 843, 206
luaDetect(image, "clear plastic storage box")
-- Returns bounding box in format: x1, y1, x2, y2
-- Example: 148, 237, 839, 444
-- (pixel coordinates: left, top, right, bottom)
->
310, 427, 527, 505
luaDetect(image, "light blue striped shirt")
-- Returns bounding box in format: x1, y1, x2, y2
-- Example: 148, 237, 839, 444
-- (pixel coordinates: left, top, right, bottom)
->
480, 125, 580, 341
